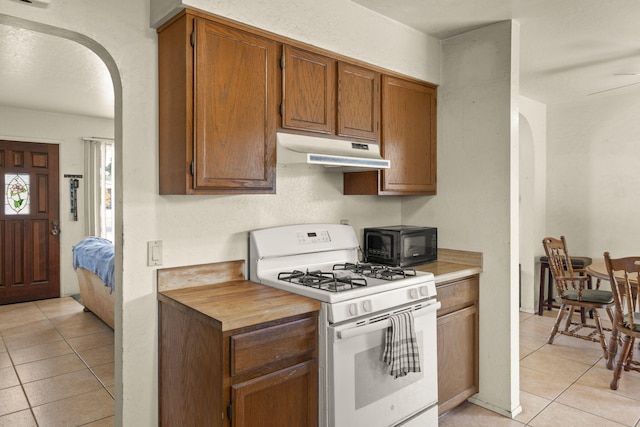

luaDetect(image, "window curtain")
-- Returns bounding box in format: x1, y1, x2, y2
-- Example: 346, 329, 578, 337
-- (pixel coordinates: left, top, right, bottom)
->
83, 137, 114, 239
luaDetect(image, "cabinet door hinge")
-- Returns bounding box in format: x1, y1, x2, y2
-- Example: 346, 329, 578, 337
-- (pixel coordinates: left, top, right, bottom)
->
226, 401, 232, 423
190, 160, 195, 176
280, 56, 284, 69
190, 31, 195, 47
279, 103, 283, 117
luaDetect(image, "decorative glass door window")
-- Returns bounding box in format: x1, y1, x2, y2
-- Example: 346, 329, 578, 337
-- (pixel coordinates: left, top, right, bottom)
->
5, 173, 30, 215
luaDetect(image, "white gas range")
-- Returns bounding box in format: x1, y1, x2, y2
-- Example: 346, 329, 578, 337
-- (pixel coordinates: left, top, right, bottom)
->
249, 223, 440, 427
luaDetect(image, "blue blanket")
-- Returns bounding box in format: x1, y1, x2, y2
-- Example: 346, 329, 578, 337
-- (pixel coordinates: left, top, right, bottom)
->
73, 237, 115, 293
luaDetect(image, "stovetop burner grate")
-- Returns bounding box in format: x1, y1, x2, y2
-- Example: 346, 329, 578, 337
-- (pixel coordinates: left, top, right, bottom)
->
277, 263, 419, 293
333, 262, 417, 281
278, 269, 367, 293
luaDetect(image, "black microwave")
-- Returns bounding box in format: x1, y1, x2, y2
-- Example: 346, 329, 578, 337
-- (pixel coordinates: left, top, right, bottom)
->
364, 225, 437, 267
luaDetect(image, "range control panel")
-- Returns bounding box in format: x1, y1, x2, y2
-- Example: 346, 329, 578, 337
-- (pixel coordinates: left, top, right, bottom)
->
297, 230, 331, 244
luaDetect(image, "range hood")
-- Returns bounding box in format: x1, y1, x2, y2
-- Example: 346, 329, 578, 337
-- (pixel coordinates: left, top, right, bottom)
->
276, 132, 390, 171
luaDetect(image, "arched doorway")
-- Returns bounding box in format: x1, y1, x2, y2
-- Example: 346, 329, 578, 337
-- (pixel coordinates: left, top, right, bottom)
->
518, 97, 547, 314
519, 113, 536, 312
0, 14, 123, 424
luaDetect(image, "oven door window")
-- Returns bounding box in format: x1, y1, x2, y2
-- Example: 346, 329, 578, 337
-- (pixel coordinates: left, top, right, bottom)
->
327, 307, 438, 426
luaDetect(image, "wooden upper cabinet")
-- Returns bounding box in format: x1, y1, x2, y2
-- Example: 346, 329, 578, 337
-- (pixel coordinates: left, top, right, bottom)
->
282, 46, 335, 134
193, 20, 278, 192
282, 46, 380, 142
337, 62, 380, 141
159, 9, 436, 197
381, 76, 436, 194
343, 75, 437, 195
158, 13, 278, 194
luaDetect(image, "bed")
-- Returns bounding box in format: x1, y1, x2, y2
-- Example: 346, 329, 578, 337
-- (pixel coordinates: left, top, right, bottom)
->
72, 237, 115, 329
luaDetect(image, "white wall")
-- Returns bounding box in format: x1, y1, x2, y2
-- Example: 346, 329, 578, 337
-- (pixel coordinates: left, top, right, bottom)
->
152, 0, 441, 83
546, 90, 640, 258
403, 21, 521, 417
0, 106, 114, 297
1, 1, 440, 424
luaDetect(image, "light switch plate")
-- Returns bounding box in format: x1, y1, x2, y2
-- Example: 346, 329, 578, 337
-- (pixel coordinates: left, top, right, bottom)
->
147, 240, 163, 266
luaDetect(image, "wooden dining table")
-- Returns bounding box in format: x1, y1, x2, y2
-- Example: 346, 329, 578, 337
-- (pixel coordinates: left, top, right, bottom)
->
586, 258, 639, 369
586, 259, 639, 284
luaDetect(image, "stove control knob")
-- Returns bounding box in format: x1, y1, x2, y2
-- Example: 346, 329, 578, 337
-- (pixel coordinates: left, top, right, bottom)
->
362, 300, 372, 312
348, 303, 358, 317
420, 286, 429, 297
409, 288, 419, 299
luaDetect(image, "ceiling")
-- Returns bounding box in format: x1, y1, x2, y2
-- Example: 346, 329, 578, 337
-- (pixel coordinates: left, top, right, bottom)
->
353, 0, 640, 104
1, 0, 639, 120
0, 23, 114, 119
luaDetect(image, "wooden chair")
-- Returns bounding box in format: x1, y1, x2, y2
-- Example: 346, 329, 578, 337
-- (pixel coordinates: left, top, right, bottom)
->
603, 252, 640, 390
542, 237, 613, 360
538, 255, 592, 315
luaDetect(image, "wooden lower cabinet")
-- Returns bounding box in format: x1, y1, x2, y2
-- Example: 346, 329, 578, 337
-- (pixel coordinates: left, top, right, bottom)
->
436, 275, 479, 415
159, 299, 318, 426
231, 360, 317, 426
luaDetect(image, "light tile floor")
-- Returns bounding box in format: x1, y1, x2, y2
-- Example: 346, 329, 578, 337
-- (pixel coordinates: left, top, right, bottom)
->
3, 299, 640, 426
440, 309, 640, 427
0, 297, 114, 426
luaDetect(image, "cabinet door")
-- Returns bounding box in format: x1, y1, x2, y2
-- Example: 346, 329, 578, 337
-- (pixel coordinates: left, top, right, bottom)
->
193, 19, 277, 193
159, 300, 223, 426
437, 304, 478, 415
282, 46, 335, 134
337, 62, 380, 141
231, 360, 318, 427
380, 76, 437, 194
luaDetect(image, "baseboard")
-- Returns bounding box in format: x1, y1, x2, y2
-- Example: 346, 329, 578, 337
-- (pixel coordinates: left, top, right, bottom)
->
467, 396, 522, 419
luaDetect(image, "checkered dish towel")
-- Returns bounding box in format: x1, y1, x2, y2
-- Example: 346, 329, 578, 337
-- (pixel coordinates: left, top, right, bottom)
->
382, 311, 421, 379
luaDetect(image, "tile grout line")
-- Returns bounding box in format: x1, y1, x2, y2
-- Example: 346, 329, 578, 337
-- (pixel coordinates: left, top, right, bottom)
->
519, 314, 582, 426
521, 313, 640, 427
40, 299, 116, 425
36, 300, 115, 424
520, 314, 555, 427
34, 301, 116, 401
0, 300, 114, 425
0, 314, 51, 426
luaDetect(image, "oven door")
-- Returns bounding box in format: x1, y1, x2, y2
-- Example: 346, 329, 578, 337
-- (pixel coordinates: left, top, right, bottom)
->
327, 302, 439, 427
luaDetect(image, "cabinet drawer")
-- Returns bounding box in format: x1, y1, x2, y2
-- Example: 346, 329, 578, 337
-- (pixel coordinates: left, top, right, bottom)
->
437, 276, 479, 317
230, 316, 316, 376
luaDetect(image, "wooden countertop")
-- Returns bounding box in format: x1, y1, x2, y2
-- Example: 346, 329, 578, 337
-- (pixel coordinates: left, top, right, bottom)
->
157, 261, 320, 332
159, 280, 320, 332
415, 260, 482, 285
415, 248, 483, 285
156, 250, 482, 333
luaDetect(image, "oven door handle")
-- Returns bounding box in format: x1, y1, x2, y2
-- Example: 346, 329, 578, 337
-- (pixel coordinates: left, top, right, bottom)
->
337, 301, 440, 340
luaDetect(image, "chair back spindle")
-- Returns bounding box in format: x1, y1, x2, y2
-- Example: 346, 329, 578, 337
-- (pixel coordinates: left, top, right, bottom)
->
543, 236, 582, 300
